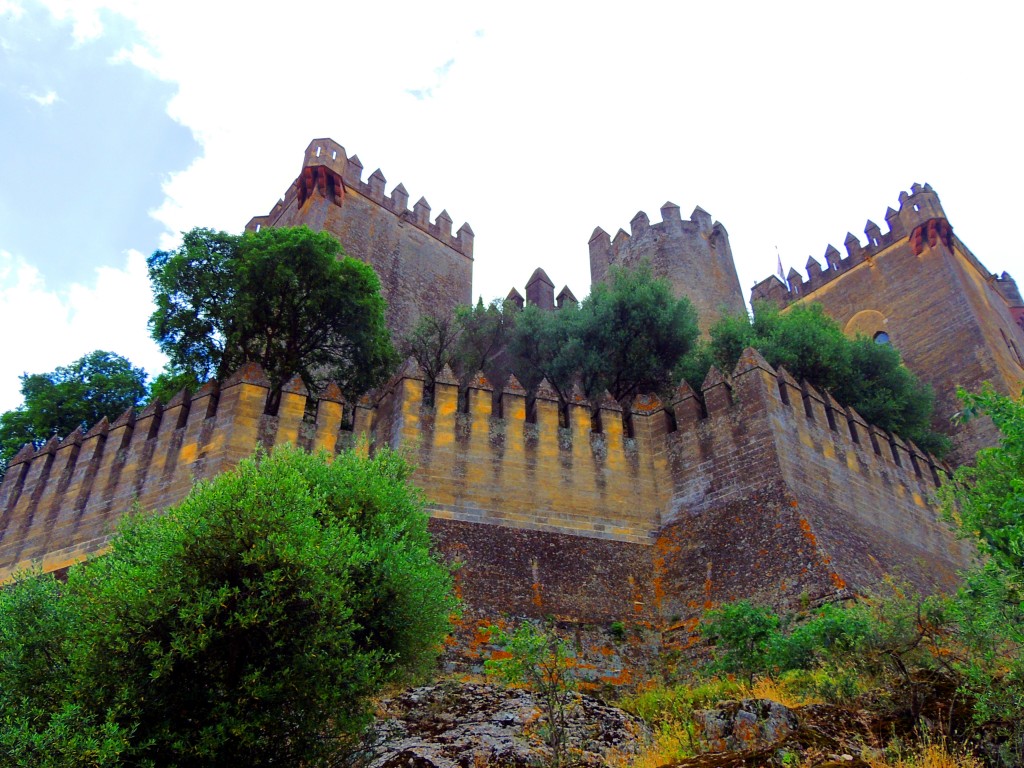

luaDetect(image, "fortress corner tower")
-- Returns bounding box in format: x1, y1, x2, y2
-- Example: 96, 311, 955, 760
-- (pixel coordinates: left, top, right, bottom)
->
751, 183, 1024, 464
247, 138, 474, 338
589, 203, 746, 335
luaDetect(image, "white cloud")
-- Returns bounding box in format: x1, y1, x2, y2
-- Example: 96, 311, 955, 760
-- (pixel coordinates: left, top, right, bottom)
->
17, 0, 1024, 343
34, 0, 106, 44
0, 0, 24, 19
405, 58, 457, 100
26, 89, 59, 106
0, 249, 166, 412
96, 2, 1022, 308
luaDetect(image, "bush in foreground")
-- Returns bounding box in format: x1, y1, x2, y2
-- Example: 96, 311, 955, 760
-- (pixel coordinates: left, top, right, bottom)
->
0, 446, 456, 767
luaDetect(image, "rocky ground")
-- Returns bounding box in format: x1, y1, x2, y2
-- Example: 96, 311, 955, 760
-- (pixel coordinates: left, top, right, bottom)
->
359, 681, 650, 767
355, 680, 983, 767
681, 698, 884, 767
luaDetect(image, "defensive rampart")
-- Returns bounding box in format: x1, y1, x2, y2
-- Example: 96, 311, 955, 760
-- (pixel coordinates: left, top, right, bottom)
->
751, 183, 949, 304
0, 349, 970, 632
655, 349, 971, 617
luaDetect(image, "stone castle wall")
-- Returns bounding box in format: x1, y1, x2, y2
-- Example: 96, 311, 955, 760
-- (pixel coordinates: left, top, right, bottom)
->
246, 139, 473, 339
0, 350, 969, 628
751, 184, 1024, 464
655, 350, 970, 618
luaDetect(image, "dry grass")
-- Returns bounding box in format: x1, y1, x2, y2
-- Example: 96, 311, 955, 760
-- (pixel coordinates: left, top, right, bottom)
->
865, 742, 984, 768
750, 676, 824, 708
606, 726, 695, 768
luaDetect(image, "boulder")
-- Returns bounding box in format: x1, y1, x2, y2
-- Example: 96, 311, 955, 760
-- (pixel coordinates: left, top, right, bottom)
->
695, 698, 799, 752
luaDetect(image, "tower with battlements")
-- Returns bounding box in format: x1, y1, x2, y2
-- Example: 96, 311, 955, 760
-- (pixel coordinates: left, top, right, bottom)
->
247, 139, 474, 339
751, 183, 1024, 464
589, 203, 746, 335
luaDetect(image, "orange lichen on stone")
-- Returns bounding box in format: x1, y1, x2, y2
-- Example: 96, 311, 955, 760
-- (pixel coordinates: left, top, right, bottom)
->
798, 518, 817, 548
531, 581, 543, 608
600, 667, 633, 686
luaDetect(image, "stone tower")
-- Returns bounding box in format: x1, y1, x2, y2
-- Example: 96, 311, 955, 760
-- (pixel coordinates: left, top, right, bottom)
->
751, 183, 1024, 464
588, 203, 745, 335
247, 139, 474, 339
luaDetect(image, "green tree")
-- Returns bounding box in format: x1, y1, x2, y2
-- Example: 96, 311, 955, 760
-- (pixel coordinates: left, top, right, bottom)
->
574, 264, 699, 405
400, 311, 462, 401
0, 350, 147, 476
940, 387, 1024, 752
146, 362, 204, 404
507, 264, 698, 409
399, 298, 520, 396
454, 297, 517, 386
0, 446, 456, 767
942, 385, 1024, 575
683, 302, 948, 456
506, 301, 582, 403
486, 621, 578, 767
700, 600, 780, 684
148, 225, 397, 402
398, 267, 696, 413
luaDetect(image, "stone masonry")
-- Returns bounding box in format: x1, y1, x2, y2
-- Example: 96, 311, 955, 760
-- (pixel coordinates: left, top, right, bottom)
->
751, 183, 1024, 464
0, 350, 968, 625
589, 203, 746, 335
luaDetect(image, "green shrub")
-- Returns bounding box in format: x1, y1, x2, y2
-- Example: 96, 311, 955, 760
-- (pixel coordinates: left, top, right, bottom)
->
486, 620, 578, 767
0, 446, 456, 767
679, 301, 949, 456
701, 600, 780, 682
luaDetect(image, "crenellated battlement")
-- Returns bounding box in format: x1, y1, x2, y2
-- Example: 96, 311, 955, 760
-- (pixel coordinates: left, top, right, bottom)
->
243, 139, 475, 339
590, 202, 745, 335
589, 202, 721, 257
0, 349, 963, 598
247, 139, 474, 258
752, 183, 952, 305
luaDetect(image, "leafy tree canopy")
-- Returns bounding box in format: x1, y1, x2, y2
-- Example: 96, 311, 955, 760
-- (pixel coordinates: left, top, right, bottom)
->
507, 265, 699, 407
400, 311, 464, 395
0, 350, 147, 476
941, 386, 1024, 578
145, 362, 204, 405
148, 225, 397, 402
680, 301, 949, 456
400, 298, 518, 397
0, 446, 456, 767
570, 264, 698, 405
401, 265, 698, 411
455, 297, 518, 384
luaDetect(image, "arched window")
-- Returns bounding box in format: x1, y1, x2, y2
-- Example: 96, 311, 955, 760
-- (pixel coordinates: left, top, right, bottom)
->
874, 331, 890, 345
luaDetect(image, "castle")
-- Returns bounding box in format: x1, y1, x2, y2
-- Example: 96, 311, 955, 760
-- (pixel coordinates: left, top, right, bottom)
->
2, 138, 1022, 677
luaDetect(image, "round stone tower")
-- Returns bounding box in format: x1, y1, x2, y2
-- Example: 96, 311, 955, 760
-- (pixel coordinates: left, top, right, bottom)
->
589, 202, 745, 335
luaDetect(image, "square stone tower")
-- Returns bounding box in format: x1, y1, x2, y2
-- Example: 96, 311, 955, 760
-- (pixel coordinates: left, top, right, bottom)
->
247, 139, 474, 339
751, 184, 1024, 464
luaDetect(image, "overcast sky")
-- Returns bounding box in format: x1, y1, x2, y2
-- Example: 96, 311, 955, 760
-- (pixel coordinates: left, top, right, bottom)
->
2, 0, 1022, 412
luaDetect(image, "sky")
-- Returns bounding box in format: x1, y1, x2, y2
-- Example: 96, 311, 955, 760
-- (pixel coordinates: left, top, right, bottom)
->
1, 0, 1022, 412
